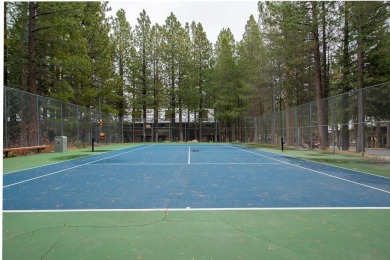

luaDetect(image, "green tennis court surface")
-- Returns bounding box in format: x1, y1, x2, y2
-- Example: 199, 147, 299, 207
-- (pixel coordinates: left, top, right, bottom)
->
3, 143, 390, 258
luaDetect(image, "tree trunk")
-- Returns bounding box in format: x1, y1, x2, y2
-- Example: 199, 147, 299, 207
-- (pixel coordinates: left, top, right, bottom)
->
4, 2, 8, 86
153, 77, 159, 143
27, 2, 38, 146
311, 2, 327, 150
28, 2, 37, 94
340, 1, 350, 151
142, 41, 147, 124
321, 1, 329, 148
179, 99, 183, 142
386, 123, 390, 149
356, 4, 365, 153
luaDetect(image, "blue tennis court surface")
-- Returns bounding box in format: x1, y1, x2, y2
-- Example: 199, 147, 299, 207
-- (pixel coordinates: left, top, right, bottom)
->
3, 144, 390, 211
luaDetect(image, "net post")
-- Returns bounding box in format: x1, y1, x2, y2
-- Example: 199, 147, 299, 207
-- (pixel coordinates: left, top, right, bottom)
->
281, 137, 284, 151
92, 137, 95, 152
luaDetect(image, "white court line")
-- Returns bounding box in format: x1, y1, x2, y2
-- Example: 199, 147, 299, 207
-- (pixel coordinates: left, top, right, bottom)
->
227, 144, 390, 194
88, 162, 282, 166
191, 162, 282, 165
4, 207, 390, 213
188, 146, 191, 165
89, 163, 189, 166
3, 145, 155, 188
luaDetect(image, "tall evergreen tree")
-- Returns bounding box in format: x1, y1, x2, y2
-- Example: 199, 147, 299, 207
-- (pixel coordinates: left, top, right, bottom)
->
111, 9, 132, 118
150, 23, 165, 141
238, 14, 266, 117
189, 21, 212, 140
349, 1, 390, 152
134, 9, 152, 128
176, 23, 192, 141
213, 28, 245, 141
162, 13, 182, 140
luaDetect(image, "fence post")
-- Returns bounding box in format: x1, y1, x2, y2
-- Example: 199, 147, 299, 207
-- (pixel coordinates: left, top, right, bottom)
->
332, 96, 335, 154
151, 118, 154, 143
309, 102, 313, 150
142, 117, 145, 143
214, 117, 217, 143
132, 119, 135, 143
60, 102, 63, 136
121, 116, 124, 143
4, 87, 8, 148
108, 114, 111, 143
37, 95, 40, 146
358, 88, 365, 156
281, 110, 285, 143
77, 106, 80, 143
254, 117, 257, 143
200, 116, 202, 142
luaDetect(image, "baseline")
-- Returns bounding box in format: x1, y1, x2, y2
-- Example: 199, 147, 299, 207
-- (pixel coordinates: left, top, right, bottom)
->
87, 162, 282, 166
4, 207, 390, 213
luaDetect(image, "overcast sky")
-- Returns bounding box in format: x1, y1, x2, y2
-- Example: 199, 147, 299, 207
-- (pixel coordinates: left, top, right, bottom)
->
107, 1, 259, 44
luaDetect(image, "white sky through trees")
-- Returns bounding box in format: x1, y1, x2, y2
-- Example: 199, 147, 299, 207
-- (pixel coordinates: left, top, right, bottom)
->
108, 0, 259, 43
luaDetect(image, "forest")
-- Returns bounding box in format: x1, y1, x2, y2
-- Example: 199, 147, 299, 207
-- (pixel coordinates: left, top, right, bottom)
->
3, 1, 390, 145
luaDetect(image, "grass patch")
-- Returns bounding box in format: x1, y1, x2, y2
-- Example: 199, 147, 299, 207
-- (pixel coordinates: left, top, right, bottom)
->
49, 155, 91, 161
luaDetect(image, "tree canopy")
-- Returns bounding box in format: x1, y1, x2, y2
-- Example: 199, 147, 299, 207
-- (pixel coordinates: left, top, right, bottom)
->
4, 1, 390, 136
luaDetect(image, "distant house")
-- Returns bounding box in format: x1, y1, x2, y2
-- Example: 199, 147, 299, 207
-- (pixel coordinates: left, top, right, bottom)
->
124, 108, 217, 142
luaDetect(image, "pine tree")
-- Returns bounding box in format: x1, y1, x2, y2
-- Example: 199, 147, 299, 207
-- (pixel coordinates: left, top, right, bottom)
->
238, 15, 266, 117
213, 28, 245, 141
111, 8, 133, 138
349, 1, 390, 151
162, 13, 182, 140
189, 22, 212, 140
150, 24, 165, 141
134, 10, 152, 127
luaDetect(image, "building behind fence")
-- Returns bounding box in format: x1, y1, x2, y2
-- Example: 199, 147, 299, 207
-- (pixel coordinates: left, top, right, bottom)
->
3, 83, 390, 155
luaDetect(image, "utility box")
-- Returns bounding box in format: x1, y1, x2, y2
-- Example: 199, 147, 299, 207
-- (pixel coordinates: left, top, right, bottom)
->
55, 136, 67, 152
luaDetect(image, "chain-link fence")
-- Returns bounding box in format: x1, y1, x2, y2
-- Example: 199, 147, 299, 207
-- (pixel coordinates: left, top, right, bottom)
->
3, 87, 123, 149
245, 82, 390, 155
3, 83, 390, 155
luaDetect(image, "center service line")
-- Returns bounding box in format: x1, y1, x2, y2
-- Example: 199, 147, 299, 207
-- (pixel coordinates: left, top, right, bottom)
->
188, 146, 191, 164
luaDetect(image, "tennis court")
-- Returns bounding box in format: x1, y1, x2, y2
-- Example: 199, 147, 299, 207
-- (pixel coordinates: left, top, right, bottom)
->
3, 144, 390, 258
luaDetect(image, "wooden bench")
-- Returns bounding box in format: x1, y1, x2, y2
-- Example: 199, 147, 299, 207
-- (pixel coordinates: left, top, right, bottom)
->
3, 145, 51, 158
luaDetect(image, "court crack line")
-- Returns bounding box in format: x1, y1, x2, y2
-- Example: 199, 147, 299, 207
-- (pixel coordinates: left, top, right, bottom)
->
6, 221, 168, 240
160, 217, 305, 256
41, 235, 63, 260
164, 197, 173, 221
